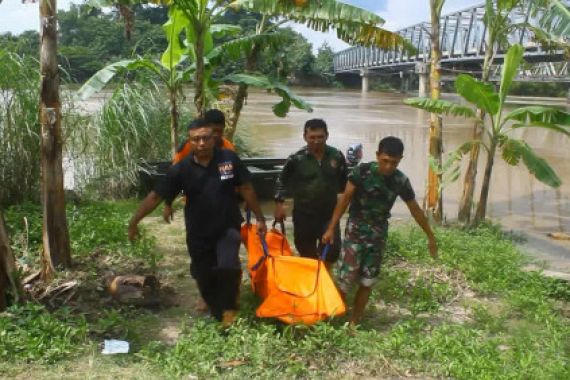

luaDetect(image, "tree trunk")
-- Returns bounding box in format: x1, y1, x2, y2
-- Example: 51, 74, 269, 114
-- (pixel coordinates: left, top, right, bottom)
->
0, 211, 23, 311
475, 141, 497, 223
40, 0, 71, 280
194, 27, 206, 117
227, 43, 261, 141
169, 91, 179, 157
427, 0, 443, 222
457, 110, 484, 223
457, 43, 494, 224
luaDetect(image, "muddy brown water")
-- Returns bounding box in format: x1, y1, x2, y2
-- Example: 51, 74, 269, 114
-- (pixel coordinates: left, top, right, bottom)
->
237, 89, 570, 275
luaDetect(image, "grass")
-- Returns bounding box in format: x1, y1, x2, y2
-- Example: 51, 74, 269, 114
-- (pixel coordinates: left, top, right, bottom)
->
1, 201, 569, 379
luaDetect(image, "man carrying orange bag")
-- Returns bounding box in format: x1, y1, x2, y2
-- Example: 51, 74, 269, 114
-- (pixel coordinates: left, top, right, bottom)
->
323, 136, 438, 325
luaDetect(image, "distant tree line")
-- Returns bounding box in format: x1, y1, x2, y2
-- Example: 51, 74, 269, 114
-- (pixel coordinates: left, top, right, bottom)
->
0, 3, 336, 86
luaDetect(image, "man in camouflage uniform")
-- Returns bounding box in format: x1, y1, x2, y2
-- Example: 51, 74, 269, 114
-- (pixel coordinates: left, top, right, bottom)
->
274, 119, 347, 264
323, 136, 437, 325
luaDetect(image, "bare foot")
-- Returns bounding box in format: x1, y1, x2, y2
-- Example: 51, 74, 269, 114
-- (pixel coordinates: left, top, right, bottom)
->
194, 297, 208, 312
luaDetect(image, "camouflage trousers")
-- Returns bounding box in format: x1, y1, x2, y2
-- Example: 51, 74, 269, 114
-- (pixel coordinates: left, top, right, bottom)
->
337, 218, 388, 294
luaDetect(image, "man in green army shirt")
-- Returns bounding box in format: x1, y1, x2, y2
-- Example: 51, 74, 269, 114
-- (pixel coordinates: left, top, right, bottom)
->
274, 119, 348, 265
322, 136, 438, 325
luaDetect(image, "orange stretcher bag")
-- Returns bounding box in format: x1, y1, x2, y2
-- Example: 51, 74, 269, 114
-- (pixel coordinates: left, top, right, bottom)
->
241, 219, 346, 325
241, 220, 293, 299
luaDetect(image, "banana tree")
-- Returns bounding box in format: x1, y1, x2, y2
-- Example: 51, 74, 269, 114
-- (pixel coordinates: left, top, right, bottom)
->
405, 44, 569, 224
458, 0, 524, 223
228, 0, 414, 139
458, 0, 570, 223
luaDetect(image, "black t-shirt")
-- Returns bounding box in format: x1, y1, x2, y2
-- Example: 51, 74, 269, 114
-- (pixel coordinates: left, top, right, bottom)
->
155, 148, 250, 238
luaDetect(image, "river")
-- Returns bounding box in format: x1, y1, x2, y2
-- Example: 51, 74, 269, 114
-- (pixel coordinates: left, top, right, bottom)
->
237, 88, 570, 274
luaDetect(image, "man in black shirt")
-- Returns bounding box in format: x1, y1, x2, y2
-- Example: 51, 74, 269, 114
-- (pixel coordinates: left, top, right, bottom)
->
128, 120, 267, 326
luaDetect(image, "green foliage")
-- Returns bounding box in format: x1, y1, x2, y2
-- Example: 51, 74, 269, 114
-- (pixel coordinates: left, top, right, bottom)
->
57, 4, 167, 82
257, 27, 316, 81
5, 200, 158, 267
0, 218, 568, 378
0, 304, 88, 365
140, 319, 361, 378
455, 74, 499, 115
0, 31, 39, 58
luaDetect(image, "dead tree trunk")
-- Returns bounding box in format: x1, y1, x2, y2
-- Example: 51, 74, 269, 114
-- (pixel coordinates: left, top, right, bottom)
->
40, 0, 71, 280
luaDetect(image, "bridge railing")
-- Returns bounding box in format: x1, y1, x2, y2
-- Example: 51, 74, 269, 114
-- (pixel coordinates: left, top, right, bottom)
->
333, 1, 558, 74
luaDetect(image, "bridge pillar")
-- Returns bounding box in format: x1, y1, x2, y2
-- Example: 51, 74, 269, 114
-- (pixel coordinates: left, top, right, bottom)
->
360, 68, 369, 93
400, 71, 410, 93
415, 62, 429, 97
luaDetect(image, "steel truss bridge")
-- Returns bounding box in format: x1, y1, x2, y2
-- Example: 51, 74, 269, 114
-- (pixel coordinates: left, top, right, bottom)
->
333, 1, 570, 87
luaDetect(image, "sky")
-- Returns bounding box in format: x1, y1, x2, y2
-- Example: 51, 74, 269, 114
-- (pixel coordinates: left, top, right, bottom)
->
0, 0, 480, 52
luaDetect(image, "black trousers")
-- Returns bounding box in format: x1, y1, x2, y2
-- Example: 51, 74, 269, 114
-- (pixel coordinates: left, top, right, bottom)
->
292, 208, 341, 263
186, 228, 242, 320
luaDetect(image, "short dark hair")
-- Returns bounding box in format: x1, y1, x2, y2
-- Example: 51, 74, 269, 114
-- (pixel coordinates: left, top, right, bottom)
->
378, 136, 404, 157
204, 109, 225, 126
187, 118, 209, 131
304, 118, 328, 135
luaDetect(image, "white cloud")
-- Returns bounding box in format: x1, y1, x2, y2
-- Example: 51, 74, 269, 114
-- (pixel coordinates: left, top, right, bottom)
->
0, 0, 75, 35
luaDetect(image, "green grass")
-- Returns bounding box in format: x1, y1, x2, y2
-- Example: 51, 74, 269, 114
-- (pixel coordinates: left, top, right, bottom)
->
4, 200, 158, 268
0, 304, 88, 366
1, 202, 569, 379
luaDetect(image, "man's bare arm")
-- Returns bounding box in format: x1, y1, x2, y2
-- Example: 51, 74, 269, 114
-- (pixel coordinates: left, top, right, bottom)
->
239, 182, 267, 236
322, 181, 356, 244
128, 191, 163, 241
405, 199, 438, 258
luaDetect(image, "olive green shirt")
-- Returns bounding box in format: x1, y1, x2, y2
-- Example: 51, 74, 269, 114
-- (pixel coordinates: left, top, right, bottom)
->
275, 145, 348, 214
348, 162, 415, 223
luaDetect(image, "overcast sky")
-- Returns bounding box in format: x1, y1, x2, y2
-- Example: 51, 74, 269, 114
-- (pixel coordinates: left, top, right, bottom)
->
0, 0, 480, 52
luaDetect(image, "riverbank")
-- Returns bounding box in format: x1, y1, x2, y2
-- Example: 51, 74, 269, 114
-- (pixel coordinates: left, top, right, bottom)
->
1, 200, 568, 379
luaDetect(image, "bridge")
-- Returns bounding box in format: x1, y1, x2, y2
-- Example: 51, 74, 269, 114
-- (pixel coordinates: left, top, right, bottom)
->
332, 1, 569, 95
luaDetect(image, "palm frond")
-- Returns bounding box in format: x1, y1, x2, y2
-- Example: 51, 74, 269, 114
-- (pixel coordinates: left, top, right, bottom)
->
505, 106, 570, 126
223, 73, 313, 116
75, 60, 136, 100
404, 98, 477, 118
500, 138, 562, 187
528, 0, 570, 39
512, 122, 570, 138
207, 33, 281, 63
230, 0, 414, 52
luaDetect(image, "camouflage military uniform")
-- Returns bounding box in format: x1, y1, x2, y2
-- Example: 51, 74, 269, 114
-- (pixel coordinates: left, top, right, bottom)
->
275, 145, 347, 262
338, 162, 415, 293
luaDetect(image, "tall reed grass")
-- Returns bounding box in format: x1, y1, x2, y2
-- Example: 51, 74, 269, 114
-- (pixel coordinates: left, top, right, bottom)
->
0, 51, 41, 206
73, 82, 173, 198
